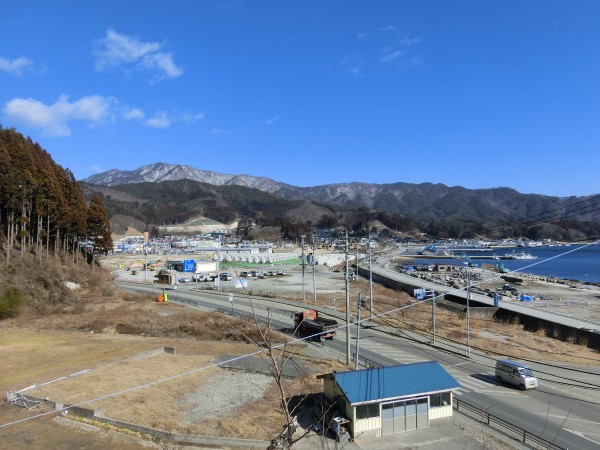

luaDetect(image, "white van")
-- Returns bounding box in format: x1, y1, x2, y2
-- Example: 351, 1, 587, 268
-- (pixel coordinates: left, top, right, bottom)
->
495, 359, 538, 390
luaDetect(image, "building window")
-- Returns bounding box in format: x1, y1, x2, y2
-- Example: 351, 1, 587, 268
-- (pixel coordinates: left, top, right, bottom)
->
356, 403, 379, 419
430, 392, 451, 408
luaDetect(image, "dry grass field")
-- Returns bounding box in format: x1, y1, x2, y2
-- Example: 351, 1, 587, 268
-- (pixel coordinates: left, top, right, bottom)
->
2, 253, 599, 448
0, 287, 342, 448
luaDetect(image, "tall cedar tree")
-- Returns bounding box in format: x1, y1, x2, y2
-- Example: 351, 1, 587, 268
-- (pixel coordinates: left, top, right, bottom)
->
1, 127, 90, 257
87, 193, 113, 254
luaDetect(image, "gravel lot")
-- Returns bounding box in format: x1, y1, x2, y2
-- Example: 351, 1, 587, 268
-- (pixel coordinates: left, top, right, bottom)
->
182, 369, 273, 422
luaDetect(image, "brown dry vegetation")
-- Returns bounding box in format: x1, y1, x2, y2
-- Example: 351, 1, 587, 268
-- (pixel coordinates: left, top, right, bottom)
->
2, 252, 599, 447
0, 254, 346, 446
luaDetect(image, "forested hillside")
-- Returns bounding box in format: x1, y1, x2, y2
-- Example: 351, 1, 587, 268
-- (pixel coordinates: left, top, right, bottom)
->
0, 127, 113, 263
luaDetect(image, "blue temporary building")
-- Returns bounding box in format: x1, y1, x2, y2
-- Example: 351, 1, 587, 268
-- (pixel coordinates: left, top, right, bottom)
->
320, 361, 460, 438
333, 361, 460, 405
182, 259, 195, 272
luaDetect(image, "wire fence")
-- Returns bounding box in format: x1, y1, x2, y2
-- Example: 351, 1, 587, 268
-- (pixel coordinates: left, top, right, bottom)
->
452, 397, 565, 450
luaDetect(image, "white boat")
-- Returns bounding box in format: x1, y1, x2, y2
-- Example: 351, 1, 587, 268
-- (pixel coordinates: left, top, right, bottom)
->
505, 251, 538, 260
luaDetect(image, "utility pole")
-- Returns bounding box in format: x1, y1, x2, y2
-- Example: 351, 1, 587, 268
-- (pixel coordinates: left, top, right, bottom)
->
368, 242, 373, 319
217, 235, 221, 292
301, 235, 306, 303
355, 293, 363, 370
312, 235, 317, 304
432, 292, 436, 345
466, 266, 471, 357
345, 231, 351, 366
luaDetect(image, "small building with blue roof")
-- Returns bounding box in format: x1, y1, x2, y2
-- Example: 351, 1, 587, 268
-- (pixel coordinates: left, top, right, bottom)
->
319, 361, 460, 438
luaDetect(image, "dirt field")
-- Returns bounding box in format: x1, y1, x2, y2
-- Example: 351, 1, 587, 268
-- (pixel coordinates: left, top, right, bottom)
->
0, 297, 336, 449
2, 251, 600, 449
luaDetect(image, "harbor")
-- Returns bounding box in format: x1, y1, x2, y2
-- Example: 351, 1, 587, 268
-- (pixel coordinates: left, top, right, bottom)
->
395, 243, 600, 283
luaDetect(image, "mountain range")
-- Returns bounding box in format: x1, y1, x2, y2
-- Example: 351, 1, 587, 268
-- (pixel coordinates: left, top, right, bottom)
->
82, 163, 600, 239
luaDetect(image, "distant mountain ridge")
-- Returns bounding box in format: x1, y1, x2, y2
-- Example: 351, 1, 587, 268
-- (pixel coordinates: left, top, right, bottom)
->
84, 162, 290, 193
83, 163, 600, 230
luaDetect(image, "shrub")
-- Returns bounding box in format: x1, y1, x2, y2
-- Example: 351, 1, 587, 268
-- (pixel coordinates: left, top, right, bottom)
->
0, 287, 24, 319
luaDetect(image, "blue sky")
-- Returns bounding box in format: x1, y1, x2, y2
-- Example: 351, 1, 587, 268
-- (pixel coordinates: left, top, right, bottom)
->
1, 1, 599, 197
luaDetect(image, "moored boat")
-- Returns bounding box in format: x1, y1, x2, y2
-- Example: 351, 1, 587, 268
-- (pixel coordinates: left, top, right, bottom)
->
504, 250, 538, 260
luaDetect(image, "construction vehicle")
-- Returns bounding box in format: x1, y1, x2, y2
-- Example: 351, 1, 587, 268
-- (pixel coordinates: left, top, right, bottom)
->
293, 310, 338, 342
495, 261, 509, 273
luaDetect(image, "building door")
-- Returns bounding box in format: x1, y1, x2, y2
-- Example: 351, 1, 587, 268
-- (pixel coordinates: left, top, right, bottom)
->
381, 398, 429, 436
381, 403, 394, 435
417, 397, 429, 429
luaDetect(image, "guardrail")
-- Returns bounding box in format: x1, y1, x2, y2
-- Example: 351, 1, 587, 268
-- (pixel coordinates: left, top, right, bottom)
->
453, 397, 565, 450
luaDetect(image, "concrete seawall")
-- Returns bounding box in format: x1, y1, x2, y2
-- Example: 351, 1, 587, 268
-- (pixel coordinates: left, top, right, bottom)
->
357, 265, 600, 350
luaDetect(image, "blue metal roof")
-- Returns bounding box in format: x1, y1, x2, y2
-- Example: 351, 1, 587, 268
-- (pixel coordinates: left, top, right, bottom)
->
333, 361, 461, 405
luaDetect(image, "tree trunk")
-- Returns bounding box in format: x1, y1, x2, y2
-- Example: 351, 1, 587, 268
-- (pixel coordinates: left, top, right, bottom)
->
46, 215, 50, 260
36, 216, 42, 261
6, 212, 12, 267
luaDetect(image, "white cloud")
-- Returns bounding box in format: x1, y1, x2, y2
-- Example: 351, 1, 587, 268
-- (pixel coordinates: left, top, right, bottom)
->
140, 53, 183, 79
410, 57, 423, 66
265, 115, 279, 125
346, 26, 421, 73
349, 67, 361, 76
211, 128, 230, 135
90, 165, 104, 173
3, 95, 116, 137
146, 112, 171, 128
381, 48, 403, 63
341, 53, 366, 77
400, 36, 421, 47
0, 56, 32, 76
2, 94, 202, 135
122, 107, 145, 120
94, 29, 182, 81
182, 112, 205, 123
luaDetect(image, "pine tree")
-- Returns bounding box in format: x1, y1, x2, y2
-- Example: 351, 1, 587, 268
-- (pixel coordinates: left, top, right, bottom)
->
87, 193, 113, 254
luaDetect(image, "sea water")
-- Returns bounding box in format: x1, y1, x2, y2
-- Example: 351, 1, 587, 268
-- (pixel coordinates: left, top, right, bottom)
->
500, 244, 600, 282
407, 244, 600, 283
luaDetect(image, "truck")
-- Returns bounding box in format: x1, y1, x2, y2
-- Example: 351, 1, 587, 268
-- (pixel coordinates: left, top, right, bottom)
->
293, 310, 338, 342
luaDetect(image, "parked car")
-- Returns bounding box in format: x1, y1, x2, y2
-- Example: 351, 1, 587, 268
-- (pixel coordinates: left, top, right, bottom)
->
240, 271, 248, 277
192, 274, 210, 282
500, 284, 518, 294
219, 272, 232, 281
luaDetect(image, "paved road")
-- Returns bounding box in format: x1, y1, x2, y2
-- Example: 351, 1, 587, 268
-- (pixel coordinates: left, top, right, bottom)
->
369, 259, 600, 331
118, 280, 600, 449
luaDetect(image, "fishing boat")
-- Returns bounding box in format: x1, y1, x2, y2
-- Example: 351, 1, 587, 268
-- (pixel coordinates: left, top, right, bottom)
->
504, 250, 538, 260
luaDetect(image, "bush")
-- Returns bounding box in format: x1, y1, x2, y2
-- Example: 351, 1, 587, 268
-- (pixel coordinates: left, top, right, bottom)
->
0, 287, 23, 319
